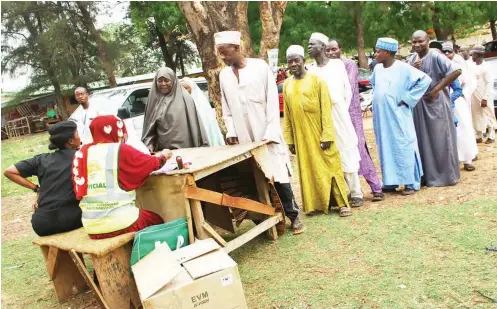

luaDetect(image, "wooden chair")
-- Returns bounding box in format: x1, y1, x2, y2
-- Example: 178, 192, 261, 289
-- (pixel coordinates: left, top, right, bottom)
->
32, 228, 140, 309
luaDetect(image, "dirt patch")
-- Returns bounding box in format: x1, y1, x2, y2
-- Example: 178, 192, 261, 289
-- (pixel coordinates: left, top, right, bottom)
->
1, 194, 37, 242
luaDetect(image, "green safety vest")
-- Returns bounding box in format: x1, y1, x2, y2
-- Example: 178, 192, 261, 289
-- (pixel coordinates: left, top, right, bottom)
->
80, 143, 139, 235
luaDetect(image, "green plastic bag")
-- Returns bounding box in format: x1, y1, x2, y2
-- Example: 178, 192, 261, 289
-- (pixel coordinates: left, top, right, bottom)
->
130, 217, 189, 266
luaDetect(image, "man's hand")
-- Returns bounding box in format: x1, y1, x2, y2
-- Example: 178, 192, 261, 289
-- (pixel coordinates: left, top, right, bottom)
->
425, 89, 439, 103
288, 144, 296, 155
321, 141, 332, 150
481, 99, 488, 108
412, 57, 422, 69
226, 137, 239, 145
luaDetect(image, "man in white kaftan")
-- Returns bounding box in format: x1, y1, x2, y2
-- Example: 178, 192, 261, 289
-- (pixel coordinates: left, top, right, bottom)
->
442, 41, 478, 169
215, 31, 305, 235
471, 45, 496, 144
307, 32, 364, 207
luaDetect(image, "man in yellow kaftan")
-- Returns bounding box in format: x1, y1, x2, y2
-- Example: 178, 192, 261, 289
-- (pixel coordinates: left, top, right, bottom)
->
283, 45, 351, 217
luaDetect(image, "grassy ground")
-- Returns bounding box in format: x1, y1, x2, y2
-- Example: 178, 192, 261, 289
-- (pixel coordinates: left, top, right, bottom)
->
2, 122, 497, 308
1, 133, 48, 197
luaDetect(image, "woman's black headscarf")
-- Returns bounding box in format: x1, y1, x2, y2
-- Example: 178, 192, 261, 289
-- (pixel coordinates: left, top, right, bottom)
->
48, 121, 77, 150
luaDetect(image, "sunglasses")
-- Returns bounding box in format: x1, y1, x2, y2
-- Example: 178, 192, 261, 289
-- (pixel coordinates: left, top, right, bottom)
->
443, 50, 453, 54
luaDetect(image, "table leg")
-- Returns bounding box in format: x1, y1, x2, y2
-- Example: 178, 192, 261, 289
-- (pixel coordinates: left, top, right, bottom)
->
189, 199, 209, 239
91, 243, 138, 309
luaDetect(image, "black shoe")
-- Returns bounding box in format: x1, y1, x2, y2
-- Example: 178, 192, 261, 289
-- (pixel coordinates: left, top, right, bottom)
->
350, 197, 364, 208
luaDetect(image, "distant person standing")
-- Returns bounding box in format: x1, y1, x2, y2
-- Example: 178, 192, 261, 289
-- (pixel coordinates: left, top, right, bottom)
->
408, 30, 461, 187
442, 41, 478, 171
471, 45, 496, 144
70, 87, 94, 144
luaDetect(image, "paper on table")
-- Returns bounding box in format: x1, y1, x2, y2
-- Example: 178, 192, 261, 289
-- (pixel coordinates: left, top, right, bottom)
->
150, 156, 192, 175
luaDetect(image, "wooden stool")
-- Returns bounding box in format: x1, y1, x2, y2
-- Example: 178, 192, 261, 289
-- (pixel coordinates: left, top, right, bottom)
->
33, 228, 140, 309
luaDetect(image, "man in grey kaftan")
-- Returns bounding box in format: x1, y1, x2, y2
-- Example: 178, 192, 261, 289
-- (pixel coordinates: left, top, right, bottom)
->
409, 31, 461, 187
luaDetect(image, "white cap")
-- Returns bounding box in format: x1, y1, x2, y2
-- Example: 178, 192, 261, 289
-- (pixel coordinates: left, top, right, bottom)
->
214, 31, 241, 46
310, 32, 329, 44
286, 45, 305, 58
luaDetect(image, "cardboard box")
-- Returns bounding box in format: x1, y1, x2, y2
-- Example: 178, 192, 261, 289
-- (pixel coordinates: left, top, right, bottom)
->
132, 238, 248, 309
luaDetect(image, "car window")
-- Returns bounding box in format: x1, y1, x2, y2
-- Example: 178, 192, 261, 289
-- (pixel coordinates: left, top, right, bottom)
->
120, 89, 149, 119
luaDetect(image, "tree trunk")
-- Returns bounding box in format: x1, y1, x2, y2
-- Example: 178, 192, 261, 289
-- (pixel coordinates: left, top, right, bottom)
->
431, 3, 453, 41
491, 19, 497, 41
76, 1, 117, 88
51, 80, 69, 119
178, 1, 252, 134
353, 3, 368, 69
258, 1, 287, 61
179, 44, 186, 76
154, 20, 176, 71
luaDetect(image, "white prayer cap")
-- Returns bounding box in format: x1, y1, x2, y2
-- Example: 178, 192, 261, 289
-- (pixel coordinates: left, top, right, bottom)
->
310, 32, 329, 44
214, 31, 241, 46
286, 45, 305, 58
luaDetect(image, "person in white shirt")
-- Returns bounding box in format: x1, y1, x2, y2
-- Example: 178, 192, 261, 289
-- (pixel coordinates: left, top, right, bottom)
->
69, 87, 93, 144
307, 32, 363, 207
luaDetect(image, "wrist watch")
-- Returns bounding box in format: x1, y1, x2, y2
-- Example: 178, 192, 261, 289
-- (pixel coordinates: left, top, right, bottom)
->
33, 185, 40, 193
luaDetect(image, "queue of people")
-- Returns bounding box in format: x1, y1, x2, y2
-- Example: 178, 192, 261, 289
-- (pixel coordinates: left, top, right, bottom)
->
4, 29, 495, 240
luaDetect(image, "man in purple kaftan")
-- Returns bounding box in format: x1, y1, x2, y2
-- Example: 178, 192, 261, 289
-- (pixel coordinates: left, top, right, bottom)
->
326, 39, 384, 201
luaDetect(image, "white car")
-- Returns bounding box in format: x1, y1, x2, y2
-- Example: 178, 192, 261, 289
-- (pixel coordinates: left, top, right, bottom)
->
85, 77, 209, 142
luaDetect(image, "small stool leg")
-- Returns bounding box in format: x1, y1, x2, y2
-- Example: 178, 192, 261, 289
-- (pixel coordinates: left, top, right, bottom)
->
40, 246, 87, 303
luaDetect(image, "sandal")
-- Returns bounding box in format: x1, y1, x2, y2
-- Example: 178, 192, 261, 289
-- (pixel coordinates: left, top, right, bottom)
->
476, 138, 483, 143
473, 155, 478, 161
291, 217, 306, 235
350, 197, 364, 208
372, 192, 385, 202
339, 207, 352, 217
485, 139, 495, 144
401, 189, 415, 196
464, 164, 476, 171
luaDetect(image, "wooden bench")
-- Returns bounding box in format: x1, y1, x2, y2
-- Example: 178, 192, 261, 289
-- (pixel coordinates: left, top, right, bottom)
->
33, 228, 140, 309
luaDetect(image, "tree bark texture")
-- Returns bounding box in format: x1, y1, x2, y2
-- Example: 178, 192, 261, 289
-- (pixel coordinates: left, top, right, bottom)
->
76, 2, 117, 88
353, 2, 368, 69
178, 1, 253, 134
491, 20, 497, 41
258, 1, 287, 60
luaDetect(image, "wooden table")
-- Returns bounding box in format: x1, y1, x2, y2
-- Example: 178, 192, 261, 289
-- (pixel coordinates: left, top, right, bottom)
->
136, 141, 285, 253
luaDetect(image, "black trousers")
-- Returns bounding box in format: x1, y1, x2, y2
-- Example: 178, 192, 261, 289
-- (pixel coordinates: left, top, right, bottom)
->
32, 206, 83, 236
274, 182, 300, 221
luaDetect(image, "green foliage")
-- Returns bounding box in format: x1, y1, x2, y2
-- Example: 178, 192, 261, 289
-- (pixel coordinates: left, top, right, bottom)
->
101, 23, 162, 76
1, 1, 108, 98
129, 1, 198, 72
